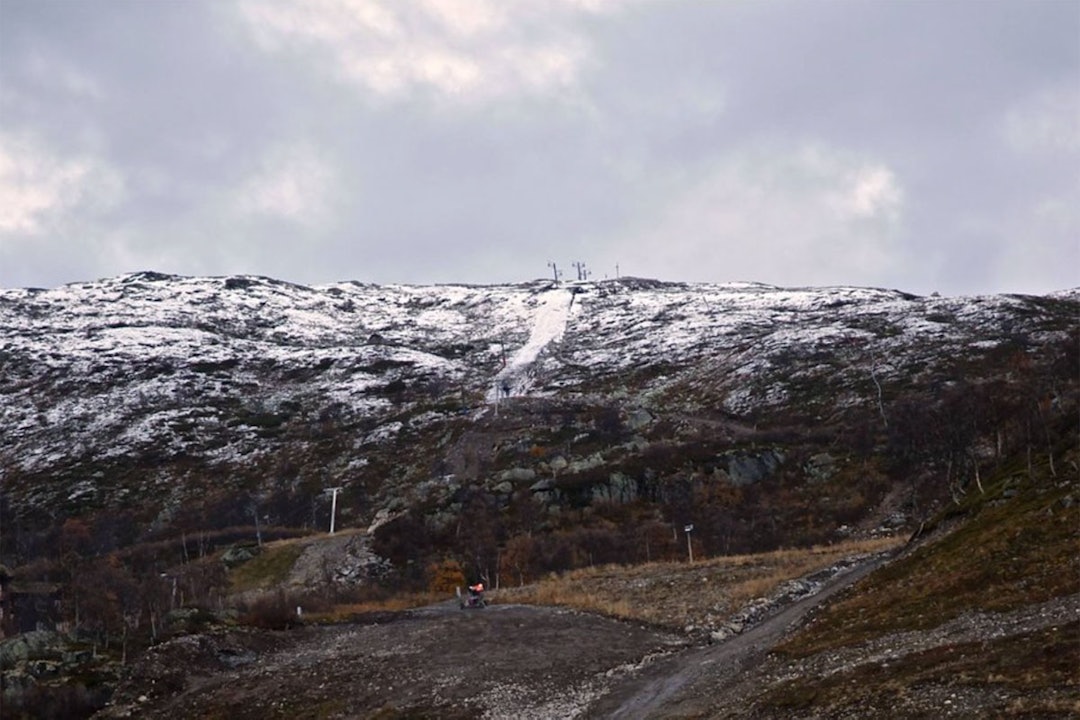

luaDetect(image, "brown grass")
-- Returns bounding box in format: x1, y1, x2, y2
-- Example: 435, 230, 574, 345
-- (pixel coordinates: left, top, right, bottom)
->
302, 591, 447, 623
227, 528, 368, 593
500, 535, 903, 629
751, 455, 1080, 715
776, 469, 1080, 658
284, 535, 903, 630
228, 542, 306, 592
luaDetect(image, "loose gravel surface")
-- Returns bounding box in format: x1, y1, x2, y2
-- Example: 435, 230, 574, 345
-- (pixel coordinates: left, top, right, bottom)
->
737, 593, 1080, 720
96, 558, 1080, 719
98, 602, 687, 719
582, 553, 891, 719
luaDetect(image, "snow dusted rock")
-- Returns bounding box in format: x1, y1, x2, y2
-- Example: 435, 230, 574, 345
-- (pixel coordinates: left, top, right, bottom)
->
548, 456, 569, 473
1, 273, 1075, 531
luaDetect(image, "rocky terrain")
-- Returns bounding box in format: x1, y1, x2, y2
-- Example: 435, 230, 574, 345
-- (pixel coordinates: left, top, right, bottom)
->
82, 541, 898, 720
0, 272, 1076, 718
95, 602, 684, 720
86, 530, 1080, 718
2, 272, 1075, 544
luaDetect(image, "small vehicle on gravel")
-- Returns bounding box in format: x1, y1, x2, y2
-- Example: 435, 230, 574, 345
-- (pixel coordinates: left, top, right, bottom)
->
458, 583, 487, 609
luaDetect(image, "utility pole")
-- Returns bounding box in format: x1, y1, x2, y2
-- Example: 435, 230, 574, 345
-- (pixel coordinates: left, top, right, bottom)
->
547, 261, 562, 283
684, 523, 694, 563
572, 261, 590, 281
251, 504, 263, 547
325, 487, 343, 535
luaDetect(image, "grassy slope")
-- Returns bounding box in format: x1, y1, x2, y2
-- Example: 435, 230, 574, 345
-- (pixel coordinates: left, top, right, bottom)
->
777, 467, 1079, 656
760, 448, 1080, 716
228, 541, 307, 593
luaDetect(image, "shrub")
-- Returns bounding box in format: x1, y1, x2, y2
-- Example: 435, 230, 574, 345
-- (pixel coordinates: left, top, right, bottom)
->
237, 589, 304, 630
426, 558, 465, 594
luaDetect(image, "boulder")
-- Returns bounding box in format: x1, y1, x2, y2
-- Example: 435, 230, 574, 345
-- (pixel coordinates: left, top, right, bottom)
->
804, 452, 838, 482
591, 472, 638, 504
220, 544, 260, 568
568, 453, 604, 474
625, 408, 654, 431
497, 467, 536, 483
0, 631, 62, 670
723, 449, 785, 486
529, 477, 556, 493
367, 507, 397, 533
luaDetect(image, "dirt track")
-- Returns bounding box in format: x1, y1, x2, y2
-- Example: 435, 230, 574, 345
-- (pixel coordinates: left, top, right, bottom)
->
582, 555, 889, 718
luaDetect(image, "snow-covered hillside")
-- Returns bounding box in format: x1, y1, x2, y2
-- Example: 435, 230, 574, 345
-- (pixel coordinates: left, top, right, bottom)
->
1, 272, 1076, 527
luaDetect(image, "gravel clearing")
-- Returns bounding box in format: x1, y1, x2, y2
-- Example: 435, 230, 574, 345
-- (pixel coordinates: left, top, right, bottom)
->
95, 556, 1079, 719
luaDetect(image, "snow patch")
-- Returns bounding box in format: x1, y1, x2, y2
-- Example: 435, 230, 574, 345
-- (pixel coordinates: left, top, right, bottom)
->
487, 287, 576, 401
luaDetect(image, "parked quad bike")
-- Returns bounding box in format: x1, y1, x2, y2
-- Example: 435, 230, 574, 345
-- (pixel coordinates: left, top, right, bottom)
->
457, 586, 487, 609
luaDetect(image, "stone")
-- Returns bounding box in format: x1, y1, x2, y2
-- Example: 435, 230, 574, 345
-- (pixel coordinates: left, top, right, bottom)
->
568, 453, 604, 474
529, 477, 555, 493
0, 631, 61, 670
710, 628, 733, 643
626, 408, 653, 431
62, 649, 93, 665
591, 472, 637, 504
221, 544, 259, 568
723, 449, 785, 486
804, 452, 838, 482
498, 467, 536, 483
367, 508, 395, 533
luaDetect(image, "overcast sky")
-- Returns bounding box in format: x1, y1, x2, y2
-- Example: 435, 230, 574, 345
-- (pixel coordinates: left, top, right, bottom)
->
1, 0, 1077, 295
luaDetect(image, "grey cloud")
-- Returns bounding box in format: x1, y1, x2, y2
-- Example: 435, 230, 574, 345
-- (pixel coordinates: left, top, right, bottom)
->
0, 0, 1076, 294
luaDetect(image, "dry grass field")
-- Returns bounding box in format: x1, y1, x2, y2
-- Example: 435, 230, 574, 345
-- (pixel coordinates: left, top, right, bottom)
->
496, 534, 904, 631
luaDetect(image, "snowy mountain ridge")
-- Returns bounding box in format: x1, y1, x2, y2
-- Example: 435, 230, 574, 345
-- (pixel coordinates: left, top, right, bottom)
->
1, 272, 1076, 537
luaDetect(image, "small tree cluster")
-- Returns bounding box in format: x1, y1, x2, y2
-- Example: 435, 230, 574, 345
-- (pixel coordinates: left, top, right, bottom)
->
426, 557, 465, 594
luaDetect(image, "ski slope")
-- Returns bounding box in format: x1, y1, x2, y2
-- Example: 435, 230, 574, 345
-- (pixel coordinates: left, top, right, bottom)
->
488, 287, 576, 401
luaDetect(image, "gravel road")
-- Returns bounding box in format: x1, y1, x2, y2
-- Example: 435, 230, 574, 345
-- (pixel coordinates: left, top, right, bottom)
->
582, 554, 889, 718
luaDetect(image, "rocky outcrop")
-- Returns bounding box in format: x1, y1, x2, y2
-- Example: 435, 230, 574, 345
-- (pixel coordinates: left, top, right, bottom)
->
720, 449, 785, 486
286, 533, 390, 588
591, 472, 639, 504
0, 630, 119, 717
